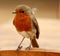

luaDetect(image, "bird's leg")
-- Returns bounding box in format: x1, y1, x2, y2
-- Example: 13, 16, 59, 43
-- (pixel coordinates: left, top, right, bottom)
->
16, 37, 25, 50
25, 43, 31, 50
25, 32, 32, 50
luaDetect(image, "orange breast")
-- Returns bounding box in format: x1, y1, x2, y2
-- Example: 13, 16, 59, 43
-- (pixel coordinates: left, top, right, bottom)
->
13, 14, 32, 31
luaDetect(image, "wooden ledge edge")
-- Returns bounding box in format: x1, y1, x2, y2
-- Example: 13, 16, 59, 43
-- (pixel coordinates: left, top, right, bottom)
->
0, 48, 60, 53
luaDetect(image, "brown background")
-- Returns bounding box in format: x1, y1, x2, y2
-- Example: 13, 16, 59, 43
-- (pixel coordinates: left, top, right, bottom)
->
0, 0, 60, 24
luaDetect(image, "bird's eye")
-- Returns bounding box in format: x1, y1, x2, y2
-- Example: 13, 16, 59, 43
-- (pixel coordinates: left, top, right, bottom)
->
21, 11, 24, 13
20, 11, 24, 13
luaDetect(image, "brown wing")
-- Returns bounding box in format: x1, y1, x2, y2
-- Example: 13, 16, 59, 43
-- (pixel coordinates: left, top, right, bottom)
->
32, 17, 40, 39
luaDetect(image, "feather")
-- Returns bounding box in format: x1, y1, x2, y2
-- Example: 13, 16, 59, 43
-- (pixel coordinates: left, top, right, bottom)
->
32, 17, 40, 39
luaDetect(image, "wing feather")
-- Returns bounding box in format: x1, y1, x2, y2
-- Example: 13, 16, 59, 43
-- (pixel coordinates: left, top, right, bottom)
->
32, 17, 40, 39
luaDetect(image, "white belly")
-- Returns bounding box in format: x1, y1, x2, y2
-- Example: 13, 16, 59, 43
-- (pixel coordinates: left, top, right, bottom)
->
18, 29, 36, 39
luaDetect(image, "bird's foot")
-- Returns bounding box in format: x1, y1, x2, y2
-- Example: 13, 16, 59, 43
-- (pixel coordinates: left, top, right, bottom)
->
25, 45, 31, 50
16, 46, 23, 51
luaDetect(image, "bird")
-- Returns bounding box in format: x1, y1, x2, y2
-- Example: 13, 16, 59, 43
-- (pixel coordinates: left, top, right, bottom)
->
12, 5, 40, 50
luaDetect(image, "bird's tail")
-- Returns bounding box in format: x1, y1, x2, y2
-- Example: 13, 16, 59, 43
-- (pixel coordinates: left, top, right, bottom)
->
30, 38, 39, 48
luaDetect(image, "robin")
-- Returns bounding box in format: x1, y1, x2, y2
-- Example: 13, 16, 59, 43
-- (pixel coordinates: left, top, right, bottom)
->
13, 5, 40, 50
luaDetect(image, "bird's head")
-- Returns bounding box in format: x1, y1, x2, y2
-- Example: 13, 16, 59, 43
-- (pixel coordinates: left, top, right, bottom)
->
12, 5, 38, 17
12, 5, 32, 15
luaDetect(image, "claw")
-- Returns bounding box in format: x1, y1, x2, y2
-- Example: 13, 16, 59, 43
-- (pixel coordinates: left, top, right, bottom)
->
16, 46, 23, 50
25, 45, 31, 50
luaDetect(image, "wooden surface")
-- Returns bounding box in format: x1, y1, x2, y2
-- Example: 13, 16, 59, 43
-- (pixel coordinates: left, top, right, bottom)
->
0, 48, 60, 56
